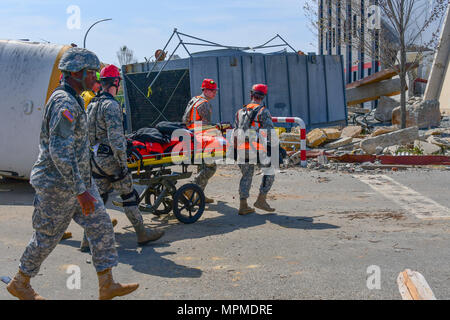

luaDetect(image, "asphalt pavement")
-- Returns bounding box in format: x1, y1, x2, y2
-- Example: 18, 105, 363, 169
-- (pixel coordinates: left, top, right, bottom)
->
0, 165, 449, 300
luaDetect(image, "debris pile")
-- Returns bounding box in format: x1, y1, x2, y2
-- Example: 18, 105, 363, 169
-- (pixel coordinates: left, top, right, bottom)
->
283, 96, 450, 172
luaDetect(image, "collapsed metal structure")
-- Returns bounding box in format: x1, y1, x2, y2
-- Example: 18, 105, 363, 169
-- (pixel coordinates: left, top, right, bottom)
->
122, 29, 348, 132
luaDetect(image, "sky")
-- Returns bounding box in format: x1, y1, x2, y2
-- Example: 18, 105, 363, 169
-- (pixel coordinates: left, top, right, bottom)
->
1, 0, 316, 66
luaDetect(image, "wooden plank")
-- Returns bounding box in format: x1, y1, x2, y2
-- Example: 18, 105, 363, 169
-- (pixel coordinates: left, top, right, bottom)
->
346, 78, 402, 106
347, 106, 370, 114
346, 69, 399, 89
397, 269, 436, 300
346, 62, 419, 89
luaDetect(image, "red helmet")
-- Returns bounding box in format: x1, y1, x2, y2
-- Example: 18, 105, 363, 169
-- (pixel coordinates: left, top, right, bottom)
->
251, 84, 268, 96
100, 64, 121, 79
201, 79, 218, 90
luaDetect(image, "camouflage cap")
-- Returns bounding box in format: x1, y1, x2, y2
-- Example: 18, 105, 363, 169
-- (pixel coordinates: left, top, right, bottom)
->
58, 47, 101, 72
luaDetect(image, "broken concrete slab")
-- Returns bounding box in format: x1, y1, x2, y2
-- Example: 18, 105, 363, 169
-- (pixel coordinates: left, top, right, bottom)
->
280, 133, 302, 151
392, 99, 441, 129
371, 126, 398, 137
414, 140, 442, 155
289, 151, 302, 165
324, 136, 353, 149
280, 133, 301, 141
346, 62, 417, 90
426, 135, 450, 148
346, 78, 402, 106
424, 4, 450, 115
374, 96, 400, 122
424, 128, 450, 137
341, 126, 362, 138
322, 128, 341, 140
383, 145, 401, 155
347, 106, 370, 114
306, 128, 327, 148
360, 126, 419, 154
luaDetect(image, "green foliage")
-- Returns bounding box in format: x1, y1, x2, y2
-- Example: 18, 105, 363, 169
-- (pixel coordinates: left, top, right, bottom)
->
395, 146, 423, 155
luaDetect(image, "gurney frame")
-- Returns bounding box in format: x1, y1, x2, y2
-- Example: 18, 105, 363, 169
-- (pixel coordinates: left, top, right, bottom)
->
129, 163, 205, 224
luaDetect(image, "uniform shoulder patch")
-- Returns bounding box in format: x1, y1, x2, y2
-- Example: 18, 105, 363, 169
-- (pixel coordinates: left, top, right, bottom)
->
62, 109, 74, 123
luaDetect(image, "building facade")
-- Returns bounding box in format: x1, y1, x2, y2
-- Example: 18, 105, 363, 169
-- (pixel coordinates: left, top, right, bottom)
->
319, 0, 381, 84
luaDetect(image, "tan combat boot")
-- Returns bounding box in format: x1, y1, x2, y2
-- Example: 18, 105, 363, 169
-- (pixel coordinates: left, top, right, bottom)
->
238, 199, 255, 215
98, 268, 139, 300
185, 190, 213, 204
254, 194, 275, 212
61, 232, 72, 240
134, 223, 164, 246
6, 270, 45, 300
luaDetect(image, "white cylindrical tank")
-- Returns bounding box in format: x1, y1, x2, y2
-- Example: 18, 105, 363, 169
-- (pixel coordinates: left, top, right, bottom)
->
0, 40, 71, 179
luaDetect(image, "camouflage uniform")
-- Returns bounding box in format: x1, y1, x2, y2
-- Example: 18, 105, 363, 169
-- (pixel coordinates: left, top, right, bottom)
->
234, 102, 275, 200
86, 92, 145, 230
182, 94, 217, 190
22, 81, 118, 276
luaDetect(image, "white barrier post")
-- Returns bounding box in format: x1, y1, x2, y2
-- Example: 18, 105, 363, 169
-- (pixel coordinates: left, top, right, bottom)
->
272, 117, 307, 167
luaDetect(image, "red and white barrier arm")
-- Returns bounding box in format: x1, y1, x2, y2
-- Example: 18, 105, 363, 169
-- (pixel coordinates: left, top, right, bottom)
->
272, 117, 307, 167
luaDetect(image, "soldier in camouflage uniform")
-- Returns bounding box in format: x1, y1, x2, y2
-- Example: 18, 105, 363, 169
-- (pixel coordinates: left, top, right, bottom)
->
6, 48, 139, 300
182, 79, 219, 203
85, 64, 164, 251
234, 84, 276, 215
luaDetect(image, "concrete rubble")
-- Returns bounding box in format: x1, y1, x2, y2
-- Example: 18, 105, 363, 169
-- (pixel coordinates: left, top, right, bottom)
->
392, 98, 441, 129
283, 99, 450, 173
341, 126, 362, 138
360, 126, 419, 154
414, 140, 442, 155
374, 96, 400, 122
283, 6, 450, 173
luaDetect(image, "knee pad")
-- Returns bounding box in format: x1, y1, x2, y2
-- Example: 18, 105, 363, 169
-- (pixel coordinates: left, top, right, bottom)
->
120, 189, 139, 207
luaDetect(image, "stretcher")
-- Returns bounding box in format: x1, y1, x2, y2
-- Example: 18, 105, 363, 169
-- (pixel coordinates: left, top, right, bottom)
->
123, 125, 228, 224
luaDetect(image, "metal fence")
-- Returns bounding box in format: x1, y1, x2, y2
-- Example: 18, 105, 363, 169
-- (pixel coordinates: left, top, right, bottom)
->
122, 51, 347, 132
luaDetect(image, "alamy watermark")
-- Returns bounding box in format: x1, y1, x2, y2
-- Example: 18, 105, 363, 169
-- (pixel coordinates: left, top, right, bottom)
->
66, 264, 81, 290
366, 5, 381, 30
66, 5, 81, 30
157, 123, 282, 172
366, 265, 381, 290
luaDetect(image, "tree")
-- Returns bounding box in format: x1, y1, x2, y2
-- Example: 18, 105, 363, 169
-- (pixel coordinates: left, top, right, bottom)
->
304, 0, 448, 129
116, 45, 137, 67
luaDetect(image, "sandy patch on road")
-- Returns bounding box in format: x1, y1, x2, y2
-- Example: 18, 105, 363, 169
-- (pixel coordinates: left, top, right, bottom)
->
331, 209, 406, 221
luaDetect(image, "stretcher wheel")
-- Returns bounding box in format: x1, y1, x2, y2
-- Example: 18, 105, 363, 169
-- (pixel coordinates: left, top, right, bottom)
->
144, 184, 172, 215
172, 184, 205, 224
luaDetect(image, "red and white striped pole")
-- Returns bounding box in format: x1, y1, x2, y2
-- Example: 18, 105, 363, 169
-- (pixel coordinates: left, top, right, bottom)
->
272, 117, 307, 167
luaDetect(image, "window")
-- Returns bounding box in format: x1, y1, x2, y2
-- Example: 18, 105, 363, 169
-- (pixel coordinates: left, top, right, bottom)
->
353, 71, 357, 82
333, 28, 336, 48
